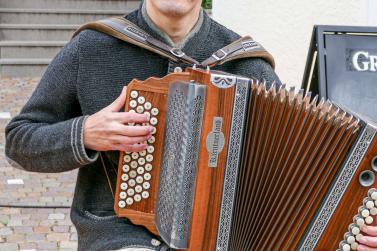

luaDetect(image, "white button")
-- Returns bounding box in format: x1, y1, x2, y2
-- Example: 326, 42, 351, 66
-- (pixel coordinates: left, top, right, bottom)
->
370, 207, 377, 215
147, 145, 155, 153
346, 235, 355, 244
151, 239, 161, 247
119, 191, 127, 199
174, 67, 183, 73
342, 244, 351, 251
132, 152, 139, 159
122, 165, 130, 172
366, 200, 375, 209
130, 161, 138, 169
127, 189, 135, 196
371, 191, 377, 200
151, 127, 157, 134
129, 109, 136, 113
130, 91, 138, 99
129, 100, 137, 108
138, 158, 146, 165
136, 105, 144, 113
355, 234, 362, 241
121, 182, 128, 190
137, 96, 145, 104
143, 182, 150, 190
146, 154, 154, 162
126, 197, 134, 205
128, 179, 136, 187
142, 191, 150, 199
144, 102, 152, 110
121, 174, 129, 181
144, 173, 151, 181
151, 108, 159, 116
366, 216, 373, 224
135, 185, 143, 193
129, 170, 137, 178
148, 136, 155, 144
361, 209, 370, 218
351, 226, 360, 235
123, 155, 131, 163
139, 150, 147, 157
134, 194, 142, 202
137, 167, 145, 175
356, 217, 365, 226
145, 164, 152, 172
150, 117, 158, 125
351, 242, 358, 250
118, 200, 126, 208
136, 176, 143, 184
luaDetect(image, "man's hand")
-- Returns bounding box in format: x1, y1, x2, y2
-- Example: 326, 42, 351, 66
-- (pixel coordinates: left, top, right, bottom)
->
83, 86, 153, 152
358, 225, 377, 250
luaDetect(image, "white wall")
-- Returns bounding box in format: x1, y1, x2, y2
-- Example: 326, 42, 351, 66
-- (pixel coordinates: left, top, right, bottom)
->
212, 0, 376, 87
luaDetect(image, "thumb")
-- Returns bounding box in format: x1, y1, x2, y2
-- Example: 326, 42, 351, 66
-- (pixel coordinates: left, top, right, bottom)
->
105, 86, 128, 112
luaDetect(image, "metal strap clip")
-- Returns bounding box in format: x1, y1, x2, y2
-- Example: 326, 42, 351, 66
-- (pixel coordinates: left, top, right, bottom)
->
212, 49, 228, 61
170, 48, 186, 58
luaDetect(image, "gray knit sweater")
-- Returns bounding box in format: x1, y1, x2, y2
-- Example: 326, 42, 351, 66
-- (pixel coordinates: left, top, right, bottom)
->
5, 3, 280, 251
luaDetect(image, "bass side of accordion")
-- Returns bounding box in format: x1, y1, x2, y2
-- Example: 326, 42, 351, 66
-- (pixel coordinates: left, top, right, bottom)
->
114, 67, 377, 251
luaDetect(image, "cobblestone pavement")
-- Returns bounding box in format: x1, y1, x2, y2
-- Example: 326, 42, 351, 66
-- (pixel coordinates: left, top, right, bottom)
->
0, 78, 78, 250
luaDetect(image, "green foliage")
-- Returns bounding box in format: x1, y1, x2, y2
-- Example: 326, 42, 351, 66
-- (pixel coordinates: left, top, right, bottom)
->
201, 0, 212, 10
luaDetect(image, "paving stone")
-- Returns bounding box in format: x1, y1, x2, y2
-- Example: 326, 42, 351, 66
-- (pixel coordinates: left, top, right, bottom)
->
26, 233, 46, 242
36, 241, 57, 250
52, 225, 69, 233
0, 227, 13, 235
33, 226, 51, 233
47, 213, 65, 220
70, 232, 77, 241
46, 233, 70, 241
6, 233, 25, 243
13, 226, 33, 234
60, 241, 78, 249
0, 243, 18, 251
7, 218, 23, 226
19, 242, 37, 250
0, 215, 9, 224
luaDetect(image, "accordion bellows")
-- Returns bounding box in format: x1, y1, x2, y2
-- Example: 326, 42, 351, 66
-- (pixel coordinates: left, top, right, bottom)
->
114, 68, 377, 251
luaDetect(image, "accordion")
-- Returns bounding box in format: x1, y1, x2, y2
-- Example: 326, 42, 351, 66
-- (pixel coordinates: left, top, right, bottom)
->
113, 67, 377, 251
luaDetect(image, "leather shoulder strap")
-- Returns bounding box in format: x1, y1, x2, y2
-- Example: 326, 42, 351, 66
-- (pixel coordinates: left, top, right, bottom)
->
201, 36, 275, 69
72, 17, 199, 65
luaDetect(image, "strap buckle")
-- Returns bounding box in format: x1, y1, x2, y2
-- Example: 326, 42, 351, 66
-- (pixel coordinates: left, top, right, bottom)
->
170, 48, 185, 58
212, 49, 227, 61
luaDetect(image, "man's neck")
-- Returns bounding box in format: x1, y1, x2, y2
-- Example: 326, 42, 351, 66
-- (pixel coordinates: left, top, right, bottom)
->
145, 1, 201, 44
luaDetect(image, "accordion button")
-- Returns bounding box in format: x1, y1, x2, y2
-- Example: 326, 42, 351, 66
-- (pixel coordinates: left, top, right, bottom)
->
354, 216, 365, 226
138, 96, 146, 104
136, 176, 143, 184
147, 146, 154, 153
119, 192, 127, 199
123, 155, 131, 163
128, 179, 136, 187
127, 189, 135, 196
365, 216, 374, 224
138, 158, 146, 165
137, 105, 144, 113
365, 199, 375, 209
135, 185, 143, 193
151, 127, 157, 135
121, 182, 128, 190
129, 100, 137, 108
355, 234, 362, 242
129, 170, 137, 178
132, 152, 139, 159
350, 225, 360, 235
151, 239, 161, 247
144, 173, 151, 181
121, 174, 129, 181
145, 164, 152, 172
370, 207, 377, 215
345, 234, 355, 244
340, 242, 350, 251
122, 165, 130, 172
126, 197, 134, 205
134, 194, 142, 202
143, 182, 150, 190
148, 136, 155, 144
137, 167, 145, 175
130, 91, 138, 99
350, 242, 358, 250
139, 150, 147, 156
151, 108, 159, 116
359, 207, 370, 218
142, 191, 149, 199
368, 189, 377, 200
130, 161, 138, 169
150, 117, 158, 125
118, 200, 126, 208
146, 154, 154, 162
144, 102, 152, 110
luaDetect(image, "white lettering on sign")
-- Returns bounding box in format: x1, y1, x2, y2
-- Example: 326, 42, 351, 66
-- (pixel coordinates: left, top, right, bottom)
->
352, 51, 377, 72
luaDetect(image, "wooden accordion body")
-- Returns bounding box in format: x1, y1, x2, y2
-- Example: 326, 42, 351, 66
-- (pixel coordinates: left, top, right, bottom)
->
114, 68, 377, 251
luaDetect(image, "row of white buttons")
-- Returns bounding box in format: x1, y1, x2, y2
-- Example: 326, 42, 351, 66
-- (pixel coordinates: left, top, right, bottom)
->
118, 191, 150, 208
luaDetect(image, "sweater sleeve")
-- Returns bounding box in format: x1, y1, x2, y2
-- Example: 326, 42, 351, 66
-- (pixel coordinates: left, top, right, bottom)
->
5, 34, 98, 173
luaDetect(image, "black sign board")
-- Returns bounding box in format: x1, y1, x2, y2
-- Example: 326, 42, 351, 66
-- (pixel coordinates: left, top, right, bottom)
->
302, 25, 377, 123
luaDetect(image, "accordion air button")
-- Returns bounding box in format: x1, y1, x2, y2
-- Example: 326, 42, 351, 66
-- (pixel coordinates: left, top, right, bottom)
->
148, 136, 155, 144
119, 191, 127, 199
128, 179, 136, 187
359, 207, 370, 218
146, 154, 153, 162
344, 233, 356, 244
138, 158, 146, 165
349, 224, 360, 235
129, 170, 137, 178
147, 145, 154, 153
150, 117, 158, 125
131, 152, 139, 159
126, 197, 134, 205
130, 91, 138, 98
350, 242, 358, 250
365, 199, 375, 209
118, 200, 126, 208
144, 102, 152, 110
142, 191, 149, 199
354, 216, 365, 226
122, 165, 130, 172
151, 108, 159, 116
136, 105, 144, 113
127, 189, 135, 196
137, 167, 144, 175
145, 164, 152, 172
135, 185, 142, 193
368, 189, 377, 200
130, 161, 138, 169
121, 182, 128, 190
144, 173, 151, 181
123, 155, 131, 163
129, 100, 137, 108
370, 207, 377, 215
137, 96, 146, 104
136, 176, 143, 184
134, 194, 142, 202
139, 150, 146, 157
365, 216, 374, 224
121, 174, 129, 181
339, 242, 351, 251
143, 182, 150, 190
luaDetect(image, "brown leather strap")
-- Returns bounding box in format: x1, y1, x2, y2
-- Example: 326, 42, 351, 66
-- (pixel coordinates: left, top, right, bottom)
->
72, 17, 200, 65
201, 36, 275, 69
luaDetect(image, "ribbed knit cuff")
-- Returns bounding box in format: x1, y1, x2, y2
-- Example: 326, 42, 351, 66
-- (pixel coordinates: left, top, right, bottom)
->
70, 115, 99, 165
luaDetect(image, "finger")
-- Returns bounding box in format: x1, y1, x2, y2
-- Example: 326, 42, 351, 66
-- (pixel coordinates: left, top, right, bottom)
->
358, 244, 377, 251
112, 112, 150, 124
111, 134, 151, 145
105, 86, 128, 112
118, 125, 154, 137
362, 226, 377, 236
358, 234, 377, 247
115, 143, 148, 152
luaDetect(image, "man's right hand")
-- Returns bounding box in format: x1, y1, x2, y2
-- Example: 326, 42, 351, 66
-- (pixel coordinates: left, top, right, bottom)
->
83, 86, 153, 153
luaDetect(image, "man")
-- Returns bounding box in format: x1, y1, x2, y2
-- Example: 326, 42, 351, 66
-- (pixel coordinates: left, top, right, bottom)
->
9, 0, 375, 251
